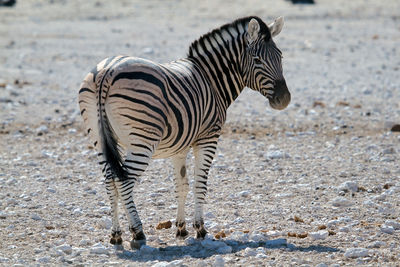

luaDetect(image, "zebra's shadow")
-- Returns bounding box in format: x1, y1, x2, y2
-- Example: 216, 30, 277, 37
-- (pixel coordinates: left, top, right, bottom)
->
115, 238, 341, 262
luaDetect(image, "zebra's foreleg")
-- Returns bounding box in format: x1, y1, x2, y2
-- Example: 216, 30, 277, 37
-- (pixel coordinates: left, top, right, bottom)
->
171, 151, 189, 239
116, 150, 150, 249
193, 141, 217, 239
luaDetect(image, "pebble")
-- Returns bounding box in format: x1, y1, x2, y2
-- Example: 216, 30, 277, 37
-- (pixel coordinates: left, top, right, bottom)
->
98, 217, 112, 230
79, 239, 90, 246
344, 248, 369, 258
331, 197, 352, 207
152, 260, 184, 267
89, 243, 109, 255
36, 256, 50, 263
238, 190, 250, 197
56, 244, 72, 255
0, 211, 8, 219
31, 214, 42, 221
213, 255, 225, 267
380, 224, 395, 234
36, 125, 48, 135
385, 220, 400, 230
264, 150, 290, 160
309, 230, 329, 240
243, 247, 257, 257
368, 241, 386, 248
338, 181, 358, 192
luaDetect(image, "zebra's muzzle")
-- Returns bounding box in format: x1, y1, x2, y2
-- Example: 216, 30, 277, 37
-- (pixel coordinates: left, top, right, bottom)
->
269, 79, 291, 110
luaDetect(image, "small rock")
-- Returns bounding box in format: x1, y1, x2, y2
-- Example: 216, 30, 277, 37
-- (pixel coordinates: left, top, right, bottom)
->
229, 231, 249, 242
56, 244, 72, 255
264, 150, 290, 160
309, 230, 329, 240
213, 255, 225, 267
344, 248, 369, 258
98, 217, 112, 230
238, 190, 250, 197
243, 247, 257, 257
36, 256, 50, 263
73, 208, 83, 216
380, 224, 395, 234
47, 187, 56, 193
338, 181, 358, 192
31, 214, 42, 221
79, 239, 90, 246
0, 211, 8, 219
90, 243, 109, 255
36, 125, 48, 135
331, 197, 352, 207
368, 241, 386, 248
384, 220, 400, 230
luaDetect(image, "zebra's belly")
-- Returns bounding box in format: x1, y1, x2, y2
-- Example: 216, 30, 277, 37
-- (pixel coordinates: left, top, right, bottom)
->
151, 138, 193, 159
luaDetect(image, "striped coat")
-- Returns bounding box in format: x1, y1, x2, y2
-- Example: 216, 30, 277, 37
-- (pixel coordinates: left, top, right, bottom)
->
79, 16, 290, 249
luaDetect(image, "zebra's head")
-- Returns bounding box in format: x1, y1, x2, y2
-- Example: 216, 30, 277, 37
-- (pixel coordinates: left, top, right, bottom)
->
243, 17, 291, 110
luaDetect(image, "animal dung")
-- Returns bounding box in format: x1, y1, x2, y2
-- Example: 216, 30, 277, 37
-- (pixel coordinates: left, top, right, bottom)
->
214, 230, 227, 239
294, 216, 304, 223
155, 221, 172, 230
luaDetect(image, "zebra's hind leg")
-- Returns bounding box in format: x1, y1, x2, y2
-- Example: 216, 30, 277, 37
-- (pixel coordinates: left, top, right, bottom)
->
192, 141, 218, 239
102, 160, 123, 245
116, 150, 151, 249
172, 151, 189, 239
105, 178, 122, 245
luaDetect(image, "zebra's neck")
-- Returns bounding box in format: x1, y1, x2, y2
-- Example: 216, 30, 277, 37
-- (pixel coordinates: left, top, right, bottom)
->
187, 20, 249, 110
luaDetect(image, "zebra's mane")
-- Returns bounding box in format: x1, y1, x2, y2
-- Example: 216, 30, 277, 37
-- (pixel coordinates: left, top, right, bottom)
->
188, 16, 271, 58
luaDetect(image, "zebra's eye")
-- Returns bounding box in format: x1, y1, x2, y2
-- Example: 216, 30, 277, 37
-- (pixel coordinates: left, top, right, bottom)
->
253, 57, 262, 65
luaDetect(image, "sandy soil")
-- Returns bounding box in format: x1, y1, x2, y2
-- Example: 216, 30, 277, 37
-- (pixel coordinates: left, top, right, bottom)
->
1, 0, 400, 266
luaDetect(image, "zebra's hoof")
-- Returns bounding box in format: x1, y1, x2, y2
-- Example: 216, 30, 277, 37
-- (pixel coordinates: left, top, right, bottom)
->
130, 239, 146, 250
110, 236, 123, 245
195, 228, 208, 239
176, 228, 189, 239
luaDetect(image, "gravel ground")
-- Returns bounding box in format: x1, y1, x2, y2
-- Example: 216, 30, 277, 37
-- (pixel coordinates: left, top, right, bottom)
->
1, 0, 400, 266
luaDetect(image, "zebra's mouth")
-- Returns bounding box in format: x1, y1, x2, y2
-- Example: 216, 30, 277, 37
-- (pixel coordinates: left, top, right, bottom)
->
269, 91, 291, 110
262, 79, 291, 110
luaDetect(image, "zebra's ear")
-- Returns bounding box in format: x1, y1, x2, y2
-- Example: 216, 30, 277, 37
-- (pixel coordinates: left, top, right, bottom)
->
247, 18, 260, 44
268, 16, 284, 38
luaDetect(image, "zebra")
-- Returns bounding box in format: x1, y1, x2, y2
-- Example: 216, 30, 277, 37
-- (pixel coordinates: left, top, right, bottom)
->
78, 16, 290, 249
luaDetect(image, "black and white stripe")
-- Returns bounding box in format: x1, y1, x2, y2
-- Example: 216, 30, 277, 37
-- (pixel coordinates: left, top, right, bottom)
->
78, 16, 290, 248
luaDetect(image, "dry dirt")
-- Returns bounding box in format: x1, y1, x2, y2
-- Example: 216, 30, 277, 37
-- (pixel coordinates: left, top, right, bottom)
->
1, 0, 400, 266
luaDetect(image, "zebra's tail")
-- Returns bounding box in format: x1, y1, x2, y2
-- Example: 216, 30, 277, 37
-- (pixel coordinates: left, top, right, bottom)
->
79, 57, 127, 180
